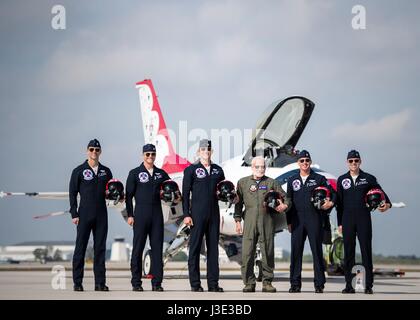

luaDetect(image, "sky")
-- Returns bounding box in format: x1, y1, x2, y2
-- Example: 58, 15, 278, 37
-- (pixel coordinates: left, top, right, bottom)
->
0, 0, 419, 255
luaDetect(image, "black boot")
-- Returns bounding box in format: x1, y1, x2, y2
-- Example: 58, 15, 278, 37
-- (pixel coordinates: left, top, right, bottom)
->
73, 284, 84, 292
342, 285, 355, 294
289, 286, 301, 293
191, 286, 204, 292
94, 284, 109, 291
208, 286, 224, 292
152, 285, 164, 292
364, 287, 373, 294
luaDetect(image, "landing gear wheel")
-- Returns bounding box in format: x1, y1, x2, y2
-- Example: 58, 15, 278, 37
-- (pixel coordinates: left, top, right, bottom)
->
254, 260, 263, 282
143, 250, 152, 278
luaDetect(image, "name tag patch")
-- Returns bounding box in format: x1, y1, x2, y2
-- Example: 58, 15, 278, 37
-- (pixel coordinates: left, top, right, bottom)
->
98, 169, 107, 177
154, 172, 163, 180
211, 168, 219, 175
306, 179, 317, 187
356, 179, 368, 186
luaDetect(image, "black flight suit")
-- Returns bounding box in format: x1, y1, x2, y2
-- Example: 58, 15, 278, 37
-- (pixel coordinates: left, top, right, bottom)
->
126, 163, 170, 287
336, 170, 391, 289
69, 160, 113, 286
182, 161, 225, 289
286, 170, 336, 289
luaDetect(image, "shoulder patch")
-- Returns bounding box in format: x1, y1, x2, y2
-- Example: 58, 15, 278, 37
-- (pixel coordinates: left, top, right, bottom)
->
342, 178, 351, 190
292, 179, 301, 191
195, 168, 206, 178
138, 172, 149, 183
83, 169, 94, 181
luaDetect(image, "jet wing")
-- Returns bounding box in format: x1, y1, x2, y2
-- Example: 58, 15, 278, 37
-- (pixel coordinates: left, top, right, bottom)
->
391, 202, 406, 208
1, 191, 127, 220
242, 96, 314, 166
31, 203, 128, 220
0, 191, 69, 200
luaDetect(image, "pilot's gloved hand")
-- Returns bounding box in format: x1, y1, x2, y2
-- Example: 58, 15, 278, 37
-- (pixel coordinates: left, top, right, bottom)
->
275, 203, 288, 213
235, 221, 242, 235
321, 198, 334, 210
232, 194, 240, 204
378, 202, 390, 213
183, 216, 193, 227
127, 217, 134, 226
174, 191, 182, 204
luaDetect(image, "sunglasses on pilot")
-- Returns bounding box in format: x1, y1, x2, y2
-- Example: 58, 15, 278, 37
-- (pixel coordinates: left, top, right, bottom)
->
200, 147, 212, 151
145, 152, 156, 157
348, 159, 360, 164
299, 158, 311, 163
89, 148, 101, 152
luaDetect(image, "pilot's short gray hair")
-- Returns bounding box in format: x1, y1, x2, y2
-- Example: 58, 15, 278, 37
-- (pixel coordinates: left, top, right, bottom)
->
251, 156, 266, 167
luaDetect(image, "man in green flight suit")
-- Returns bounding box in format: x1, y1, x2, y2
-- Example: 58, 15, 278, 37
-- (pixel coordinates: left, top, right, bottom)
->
234, 156, 290, 293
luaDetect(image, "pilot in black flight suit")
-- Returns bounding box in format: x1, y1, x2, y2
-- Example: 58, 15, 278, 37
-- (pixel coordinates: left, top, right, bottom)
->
126, 144, 171, 292
286, 150, 336, 293
337, 150, 391, 294
69, 139, 113, 292
182, 139, 225, 292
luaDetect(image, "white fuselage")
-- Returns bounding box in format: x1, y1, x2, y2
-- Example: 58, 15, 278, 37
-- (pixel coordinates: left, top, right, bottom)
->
160, 154, 337, 237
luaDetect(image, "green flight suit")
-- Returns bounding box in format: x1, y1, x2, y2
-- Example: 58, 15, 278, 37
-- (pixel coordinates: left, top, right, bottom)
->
234, 175, 290, 285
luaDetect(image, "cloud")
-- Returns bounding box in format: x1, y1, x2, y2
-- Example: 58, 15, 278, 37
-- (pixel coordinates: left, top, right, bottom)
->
30, 0, 420, 106
34, 0, 337, 95
36, 31, 263, 94
331, 108, 412, 143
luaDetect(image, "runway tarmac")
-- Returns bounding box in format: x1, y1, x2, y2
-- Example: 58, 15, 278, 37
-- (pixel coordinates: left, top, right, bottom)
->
0, 262, 419, 300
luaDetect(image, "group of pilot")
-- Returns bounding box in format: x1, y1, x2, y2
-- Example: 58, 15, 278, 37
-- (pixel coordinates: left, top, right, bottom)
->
69, 138, 391, 294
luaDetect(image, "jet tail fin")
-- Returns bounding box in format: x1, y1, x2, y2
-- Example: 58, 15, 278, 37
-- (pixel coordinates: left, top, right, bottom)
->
135, 79, 190, 174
